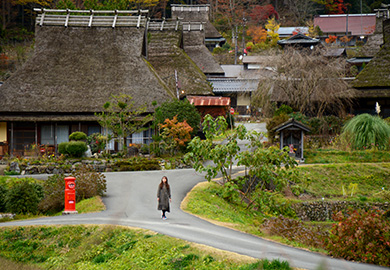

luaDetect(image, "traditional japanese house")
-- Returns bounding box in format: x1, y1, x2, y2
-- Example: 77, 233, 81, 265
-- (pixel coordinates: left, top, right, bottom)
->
0, 9, 174, 156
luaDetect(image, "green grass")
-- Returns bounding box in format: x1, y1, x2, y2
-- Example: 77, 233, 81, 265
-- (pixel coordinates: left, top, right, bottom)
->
182, 182, 328, 253
76, 196, 106, 213
1, 196, 105, 222
304, 149, 390, 164
0, 225, 261, 270
182, 182, 265, 235
297, 163, 390, 198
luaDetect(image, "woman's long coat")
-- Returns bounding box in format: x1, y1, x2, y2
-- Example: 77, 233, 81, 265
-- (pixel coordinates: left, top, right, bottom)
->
157, 185, 171, 212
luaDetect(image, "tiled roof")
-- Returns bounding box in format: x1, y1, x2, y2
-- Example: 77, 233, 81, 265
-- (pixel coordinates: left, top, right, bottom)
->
277, 33, 320, 45
277, 27, 309, 37
314, 14, 376, 36
208, 78, 259, 93
187, 95, 230, 106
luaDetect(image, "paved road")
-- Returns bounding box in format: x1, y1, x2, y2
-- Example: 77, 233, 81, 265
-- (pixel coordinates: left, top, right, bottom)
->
1, 169, 387, 270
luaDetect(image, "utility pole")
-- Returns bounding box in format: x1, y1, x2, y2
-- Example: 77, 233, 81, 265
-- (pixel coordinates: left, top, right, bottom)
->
242, 15, 246, 55
234, 26, 238, 65
175, 70, 179, 100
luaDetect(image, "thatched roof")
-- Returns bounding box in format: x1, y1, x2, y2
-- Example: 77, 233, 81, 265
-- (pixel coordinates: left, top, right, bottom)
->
182, 30, 224, 75
171, 4, 225, 76
171, 4, 223, 40
0, 25, 173, 118
147, 24, 213, 96
353, 38, 390, 89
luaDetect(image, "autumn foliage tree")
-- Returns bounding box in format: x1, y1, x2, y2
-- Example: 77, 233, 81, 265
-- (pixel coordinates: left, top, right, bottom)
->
248, 4, 278, 25
246, 25, 267, 44
159, 116, 193, 155
314, 0, 350, 14
325, 35, 337, 44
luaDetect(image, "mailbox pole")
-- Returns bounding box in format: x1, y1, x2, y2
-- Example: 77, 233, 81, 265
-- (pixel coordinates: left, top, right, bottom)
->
63, 176, 78, 215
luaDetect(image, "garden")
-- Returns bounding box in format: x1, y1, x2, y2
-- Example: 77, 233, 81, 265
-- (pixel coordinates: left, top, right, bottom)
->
183, 107, 390, 267
0, 99, 390, 268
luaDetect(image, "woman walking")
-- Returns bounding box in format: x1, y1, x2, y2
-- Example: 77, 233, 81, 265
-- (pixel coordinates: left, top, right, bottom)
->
157, 176, 171, 220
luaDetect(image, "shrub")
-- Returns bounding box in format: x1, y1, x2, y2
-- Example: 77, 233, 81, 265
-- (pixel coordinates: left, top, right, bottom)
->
266, 114, 289, 143
38, 174, 65, 214
113, 158, 161, 171
326, 209, 390, 266
66, 141, 88, 158
154, 99, 201, 135
87, 133, 106, 154
342, 114, 390, 150
72, 164, 107, 200
274, 105, 293, 117
0, 185, 7, 212
58, 142, 68, 155
69, 131, 87, 141
5, 181, 44, 214
263, 215, 326, 249
39, 165, 107, 213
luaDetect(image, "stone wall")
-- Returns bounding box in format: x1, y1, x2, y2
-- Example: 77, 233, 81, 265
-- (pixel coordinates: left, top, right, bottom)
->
293, 201, 390, 221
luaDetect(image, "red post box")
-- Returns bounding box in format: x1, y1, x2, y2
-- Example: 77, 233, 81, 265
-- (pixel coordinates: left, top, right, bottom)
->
62, 176, 78, 215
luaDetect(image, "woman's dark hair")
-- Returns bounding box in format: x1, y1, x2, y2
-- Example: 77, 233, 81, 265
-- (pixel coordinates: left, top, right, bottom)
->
159, 176, 170, 190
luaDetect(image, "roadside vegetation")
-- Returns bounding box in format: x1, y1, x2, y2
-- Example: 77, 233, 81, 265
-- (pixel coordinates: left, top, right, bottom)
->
183, 111, 390, 267
1, 101, 390, 268
0, 225, 295, 270
0, 225, 268, 270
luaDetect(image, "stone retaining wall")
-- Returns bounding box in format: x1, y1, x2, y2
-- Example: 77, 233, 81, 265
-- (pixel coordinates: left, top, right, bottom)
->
293, 201, 390, 221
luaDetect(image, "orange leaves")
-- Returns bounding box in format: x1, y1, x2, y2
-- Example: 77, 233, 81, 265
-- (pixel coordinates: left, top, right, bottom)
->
246, 25, 267, 44
159, 116, 193, 153
325, 35, 337, 44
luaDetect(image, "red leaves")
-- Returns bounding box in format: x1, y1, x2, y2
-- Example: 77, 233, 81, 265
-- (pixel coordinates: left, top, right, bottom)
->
327, 209, 390, 266
249, 4, 279, 25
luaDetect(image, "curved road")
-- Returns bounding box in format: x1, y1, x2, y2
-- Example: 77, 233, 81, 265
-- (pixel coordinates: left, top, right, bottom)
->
1, 169, 388, 270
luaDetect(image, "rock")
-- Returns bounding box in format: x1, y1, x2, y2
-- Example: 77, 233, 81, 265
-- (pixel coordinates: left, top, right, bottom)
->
9, 161, 20, 173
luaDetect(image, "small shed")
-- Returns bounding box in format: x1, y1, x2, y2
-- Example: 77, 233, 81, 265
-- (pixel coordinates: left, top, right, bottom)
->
187, 96, 230, 119
273, 118, 311, 161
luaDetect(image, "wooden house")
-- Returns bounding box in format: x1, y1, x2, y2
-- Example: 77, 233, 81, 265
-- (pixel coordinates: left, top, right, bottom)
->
171, 4, 225, 77
147, 19, 213, 97
0, 9, 175, 156
352, 18, 390, 117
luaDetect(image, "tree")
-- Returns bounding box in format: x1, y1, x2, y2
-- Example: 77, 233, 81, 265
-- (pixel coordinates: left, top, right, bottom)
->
185, 114, 243, 185
252, 48, 355, 117
153, 99, 201, 135
282, 0, 319, 25
159, 116, 193, 155
246, 25, 267, 44
248, 4, 278, 25
96, 94, 152, 153
265, 17, 280, 47
185, 114, 297, 200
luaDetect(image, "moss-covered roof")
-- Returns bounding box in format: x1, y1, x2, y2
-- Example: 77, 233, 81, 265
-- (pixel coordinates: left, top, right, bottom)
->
0, 26, 173, 116
353, 42, 390, 88
147, 29, 213, 96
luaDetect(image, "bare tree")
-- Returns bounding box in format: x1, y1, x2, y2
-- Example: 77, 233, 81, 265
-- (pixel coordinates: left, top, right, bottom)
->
282, 0, 320, 25
253, 48, 356, 117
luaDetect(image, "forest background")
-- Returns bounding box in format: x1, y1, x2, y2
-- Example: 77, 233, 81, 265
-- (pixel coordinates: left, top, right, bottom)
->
1, 0, 390, 43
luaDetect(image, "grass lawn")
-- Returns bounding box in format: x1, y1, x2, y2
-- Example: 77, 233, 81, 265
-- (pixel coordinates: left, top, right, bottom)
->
304, 149, 390, 164
0, 225, 261, 270
297, 163, 390, 198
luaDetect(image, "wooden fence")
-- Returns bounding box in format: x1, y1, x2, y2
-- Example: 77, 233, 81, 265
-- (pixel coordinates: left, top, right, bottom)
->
34, 8, 148, 28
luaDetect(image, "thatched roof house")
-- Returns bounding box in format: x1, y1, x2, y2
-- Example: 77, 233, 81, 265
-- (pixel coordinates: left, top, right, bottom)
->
171, 5, 225, 77
352, 18, 390, 117
0, 9, 174, 155
171, 4, 226, 51
147, 20, 213, 96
